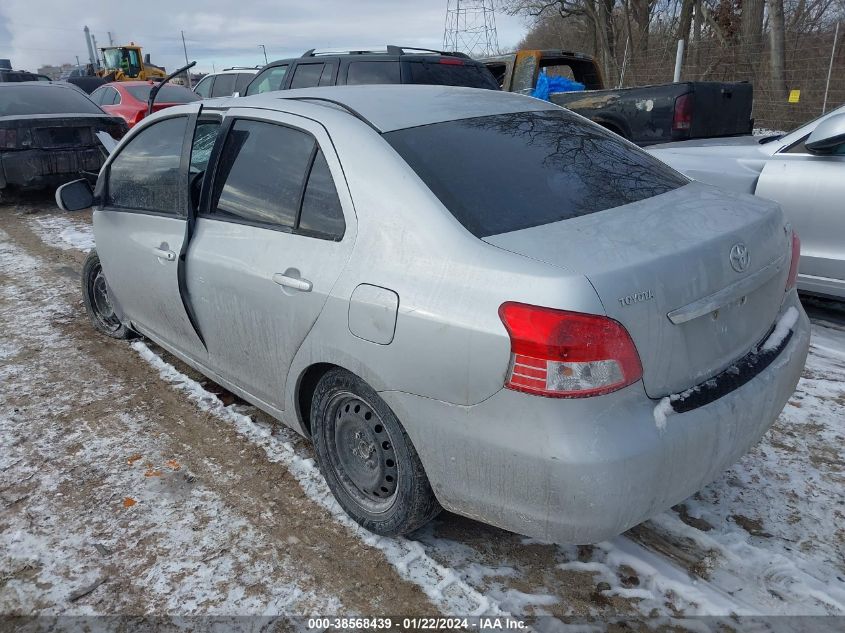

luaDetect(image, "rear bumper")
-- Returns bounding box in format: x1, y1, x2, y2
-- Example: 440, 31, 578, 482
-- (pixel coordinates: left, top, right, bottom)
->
0, 148, 104, 190
381, 295, 810, 544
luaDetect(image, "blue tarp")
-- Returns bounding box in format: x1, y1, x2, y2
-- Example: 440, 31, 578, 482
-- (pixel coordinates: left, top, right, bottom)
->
531, 69, 585, 101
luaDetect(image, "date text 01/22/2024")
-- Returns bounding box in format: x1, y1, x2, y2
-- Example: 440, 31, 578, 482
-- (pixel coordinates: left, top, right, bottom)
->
306, 617, 528, 630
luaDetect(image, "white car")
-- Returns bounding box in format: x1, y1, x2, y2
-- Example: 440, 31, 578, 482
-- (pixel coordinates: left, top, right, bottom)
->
648, 106, 845, 299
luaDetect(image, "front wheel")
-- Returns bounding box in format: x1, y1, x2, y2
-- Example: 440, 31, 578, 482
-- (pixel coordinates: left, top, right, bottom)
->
311, 368, 442, 536
81, 249, 133, 339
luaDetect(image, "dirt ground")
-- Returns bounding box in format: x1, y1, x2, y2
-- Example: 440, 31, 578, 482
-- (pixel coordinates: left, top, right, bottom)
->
1, 194, 843, 626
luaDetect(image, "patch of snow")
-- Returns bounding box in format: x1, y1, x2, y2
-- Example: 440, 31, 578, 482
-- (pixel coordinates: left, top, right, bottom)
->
761, 306, 800, 352
131, 341, 504, 617
652, 397, 674, 430
29, 215, 95, 253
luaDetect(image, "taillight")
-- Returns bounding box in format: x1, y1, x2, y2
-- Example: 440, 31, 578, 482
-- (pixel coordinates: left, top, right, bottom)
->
0, 128, 17, 149
498, 302, 643, 398
672, 93, 693, 132
438, 57, 464, 65
786, 231, 800, 291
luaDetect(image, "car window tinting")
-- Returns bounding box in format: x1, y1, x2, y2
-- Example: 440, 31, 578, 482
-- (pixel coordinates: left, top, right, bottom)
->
126, 84, 201, 103
212, 120, 315, 228
194, 75, 213, 98
290, 64, 324, 89
299, 150, 345, 239
404, 61, 499, 90
107, 116, 188, 214
385, 110, 688, 238
0, 85, 104, 116
346, 61, 401, 85
235, 73, 253, 94
210, 73, 237, 98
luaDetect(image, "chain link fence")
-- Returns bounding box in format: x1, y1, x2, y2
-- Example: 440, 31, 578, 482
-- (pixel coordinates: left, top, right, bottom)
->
609, 27, 843, 132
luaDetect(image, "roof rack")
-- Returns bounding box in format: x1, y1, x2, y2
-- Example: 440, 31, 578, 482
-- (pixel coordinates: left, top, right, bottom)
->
281, 96, 381, 133
222, 65, 262, 71
300, 45, 470, 59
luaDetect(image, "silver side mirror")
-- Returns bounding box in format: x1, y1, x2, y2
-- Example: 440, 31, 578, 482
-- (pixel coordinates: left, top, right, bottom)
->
55, 178, 94, 211
806, 113, 845, 154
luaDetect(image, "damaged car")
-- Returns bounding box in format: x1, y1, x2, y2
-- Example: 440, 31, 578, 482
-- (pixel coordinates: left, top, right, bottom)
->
0, 82, 127, 195
57, 86, 809, 543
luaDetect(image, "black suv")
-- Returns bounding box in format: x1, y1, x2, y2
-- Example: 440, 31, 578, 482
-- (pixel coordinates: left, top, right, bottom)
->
243, 45, 499, 96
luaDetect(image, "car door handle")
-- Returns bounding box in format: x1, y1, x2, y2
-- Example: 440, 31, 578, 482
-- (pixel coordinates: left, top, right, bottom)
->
152, 247, 176, 262
272, 273, 312, 292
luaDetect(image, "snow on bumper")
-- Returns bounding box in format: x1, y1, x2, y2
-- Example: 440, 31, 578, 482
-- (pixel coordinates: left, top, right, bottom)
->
381, 296, 811, 544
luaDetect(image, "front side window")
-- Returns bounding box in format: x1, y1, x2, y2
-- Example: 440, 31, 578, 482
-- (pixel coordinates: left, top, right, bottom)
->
246, 65, 288, 95
107, 116, 188, 214
290, 64, 324, 89
385, 110, 688, 238
210, 74, 236, 98
346, 61, 400, 85
190, 119, 221, 211
211, 120, 315, 228
235, 73, 253, 94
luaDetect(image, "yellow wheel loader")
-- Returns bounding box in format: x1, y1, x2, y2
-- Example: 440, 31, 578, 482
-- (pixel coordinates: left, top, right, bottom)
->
98, 44, 166, 81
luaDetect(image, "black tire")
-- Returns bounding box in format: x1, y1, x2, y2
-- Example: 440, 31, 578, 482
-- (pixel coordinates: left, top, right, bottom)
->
311, 368, 442, 536
81, 249, 133, 339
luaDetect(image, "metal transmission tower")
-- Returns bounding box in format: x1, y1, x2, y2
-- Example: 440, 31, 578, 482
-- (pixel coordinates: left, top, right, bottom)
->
442, 0, 499, 58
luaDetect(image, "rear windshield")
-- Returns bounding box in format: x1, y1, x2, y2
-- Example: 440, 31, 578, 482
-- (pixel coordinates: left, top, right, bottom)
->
405, 60, 499, 90
385, 110, 688, 238
0, 85, 103, 116
126, 84, 201, 103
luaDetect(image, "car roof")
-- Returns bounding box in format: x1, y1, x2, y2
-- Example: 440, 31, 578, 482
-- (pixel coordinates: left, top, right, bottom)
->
220, 84, 558, 132
0, 81, 70, 89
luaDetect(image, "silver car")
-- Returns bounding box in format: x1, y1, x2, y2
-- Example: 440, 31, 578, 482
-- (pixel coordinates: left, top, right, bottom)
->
648, 106, 845, 299
57, 86, 810, 543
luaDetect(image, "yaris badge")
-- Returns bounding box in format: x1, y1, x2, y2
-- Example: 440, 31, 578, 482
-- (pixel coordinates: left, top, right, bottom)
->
730, 243, 750, 273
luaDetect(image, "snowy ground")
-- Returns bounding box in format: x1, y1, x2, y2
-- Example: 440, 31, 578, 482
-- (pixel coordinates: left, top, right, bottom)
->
2, 200, 843, 626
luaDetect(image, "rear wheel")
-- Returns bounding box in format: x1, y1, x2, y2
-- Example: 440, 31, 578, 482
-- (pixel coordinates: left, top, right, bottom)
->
311, 368, 441, 536
81, 249, 133, 339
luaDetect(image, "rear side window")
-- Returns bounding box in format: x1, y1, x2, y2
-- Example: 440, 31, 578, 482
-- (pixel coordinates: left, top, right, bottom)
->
290, 63, 324, 89
299, 150, 345, 239
385, 110, 688, 238
210, 74, 236, 98
246, 65, 288, 95
211, 120, 315, 228
0, 85, 103, 115
107, 116, 188, 214
346, 61, 401, 85
126, 84, 201, 103
235, 73, 253, 94
405, 60, 499, 90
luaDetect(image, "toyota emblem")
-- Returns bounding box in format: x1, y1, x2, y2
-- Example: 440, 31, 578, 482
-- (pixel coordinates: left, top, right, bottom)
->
730, 243, 750, 273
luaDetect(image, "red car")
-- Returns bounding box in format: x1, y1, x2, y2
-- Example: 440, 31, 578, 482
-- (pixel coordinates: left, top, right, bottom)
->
89, 81, 200, 128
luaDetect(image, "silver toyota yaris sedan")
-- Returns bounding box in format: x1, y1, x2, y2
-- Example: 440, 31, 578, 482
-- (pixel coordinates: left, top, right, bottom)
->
57, 85, 810, 544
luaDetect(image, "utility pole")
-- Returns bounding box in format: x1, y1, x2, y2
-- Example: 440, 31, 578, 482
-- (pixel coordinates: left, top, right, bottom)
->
259, 44, 268, 64
75, 55, 80, 67
181, 30, 192, 88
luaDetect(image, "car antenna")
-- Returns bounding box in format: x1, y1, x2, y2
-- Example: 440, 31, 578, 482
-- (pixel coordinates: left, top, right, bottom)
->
147, 60, 197, 116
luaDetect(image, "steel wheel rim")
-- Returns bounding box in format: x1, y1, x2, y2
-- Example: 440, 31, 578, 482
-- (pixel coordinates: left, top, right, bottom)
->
89, 266, 121, 333
325, 391, 398, 514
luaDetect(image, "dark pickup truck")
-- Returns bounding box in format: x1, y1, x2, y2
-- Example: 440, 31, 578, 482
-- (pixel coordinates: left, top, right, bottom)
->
483, 50, 753, 146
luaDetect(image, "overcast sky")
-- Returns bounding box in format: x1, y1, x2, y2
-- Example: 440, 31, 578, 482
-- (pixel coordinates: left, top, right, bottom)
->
0, 1, 530, 74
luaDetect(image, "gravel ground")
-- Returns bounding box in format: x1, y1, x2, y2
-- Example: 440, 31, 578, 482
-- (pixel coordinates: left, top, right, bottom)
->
1, 196, 843, 628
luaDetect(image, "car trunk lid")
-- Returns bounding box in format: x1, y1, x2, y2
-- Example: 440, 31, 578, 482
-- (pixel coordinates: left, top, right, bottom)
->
483, 182, 791, 398
0, 113, 127, 150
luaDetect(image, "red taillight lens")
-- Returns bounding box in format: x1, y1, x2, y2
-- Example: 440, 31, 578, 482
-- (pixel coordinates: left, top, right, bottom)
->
672, 93, 693, 132
0, 128, 18, 149
786, 231, 801, 291
438, 57, 464, 65
498, 302, 643, 398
